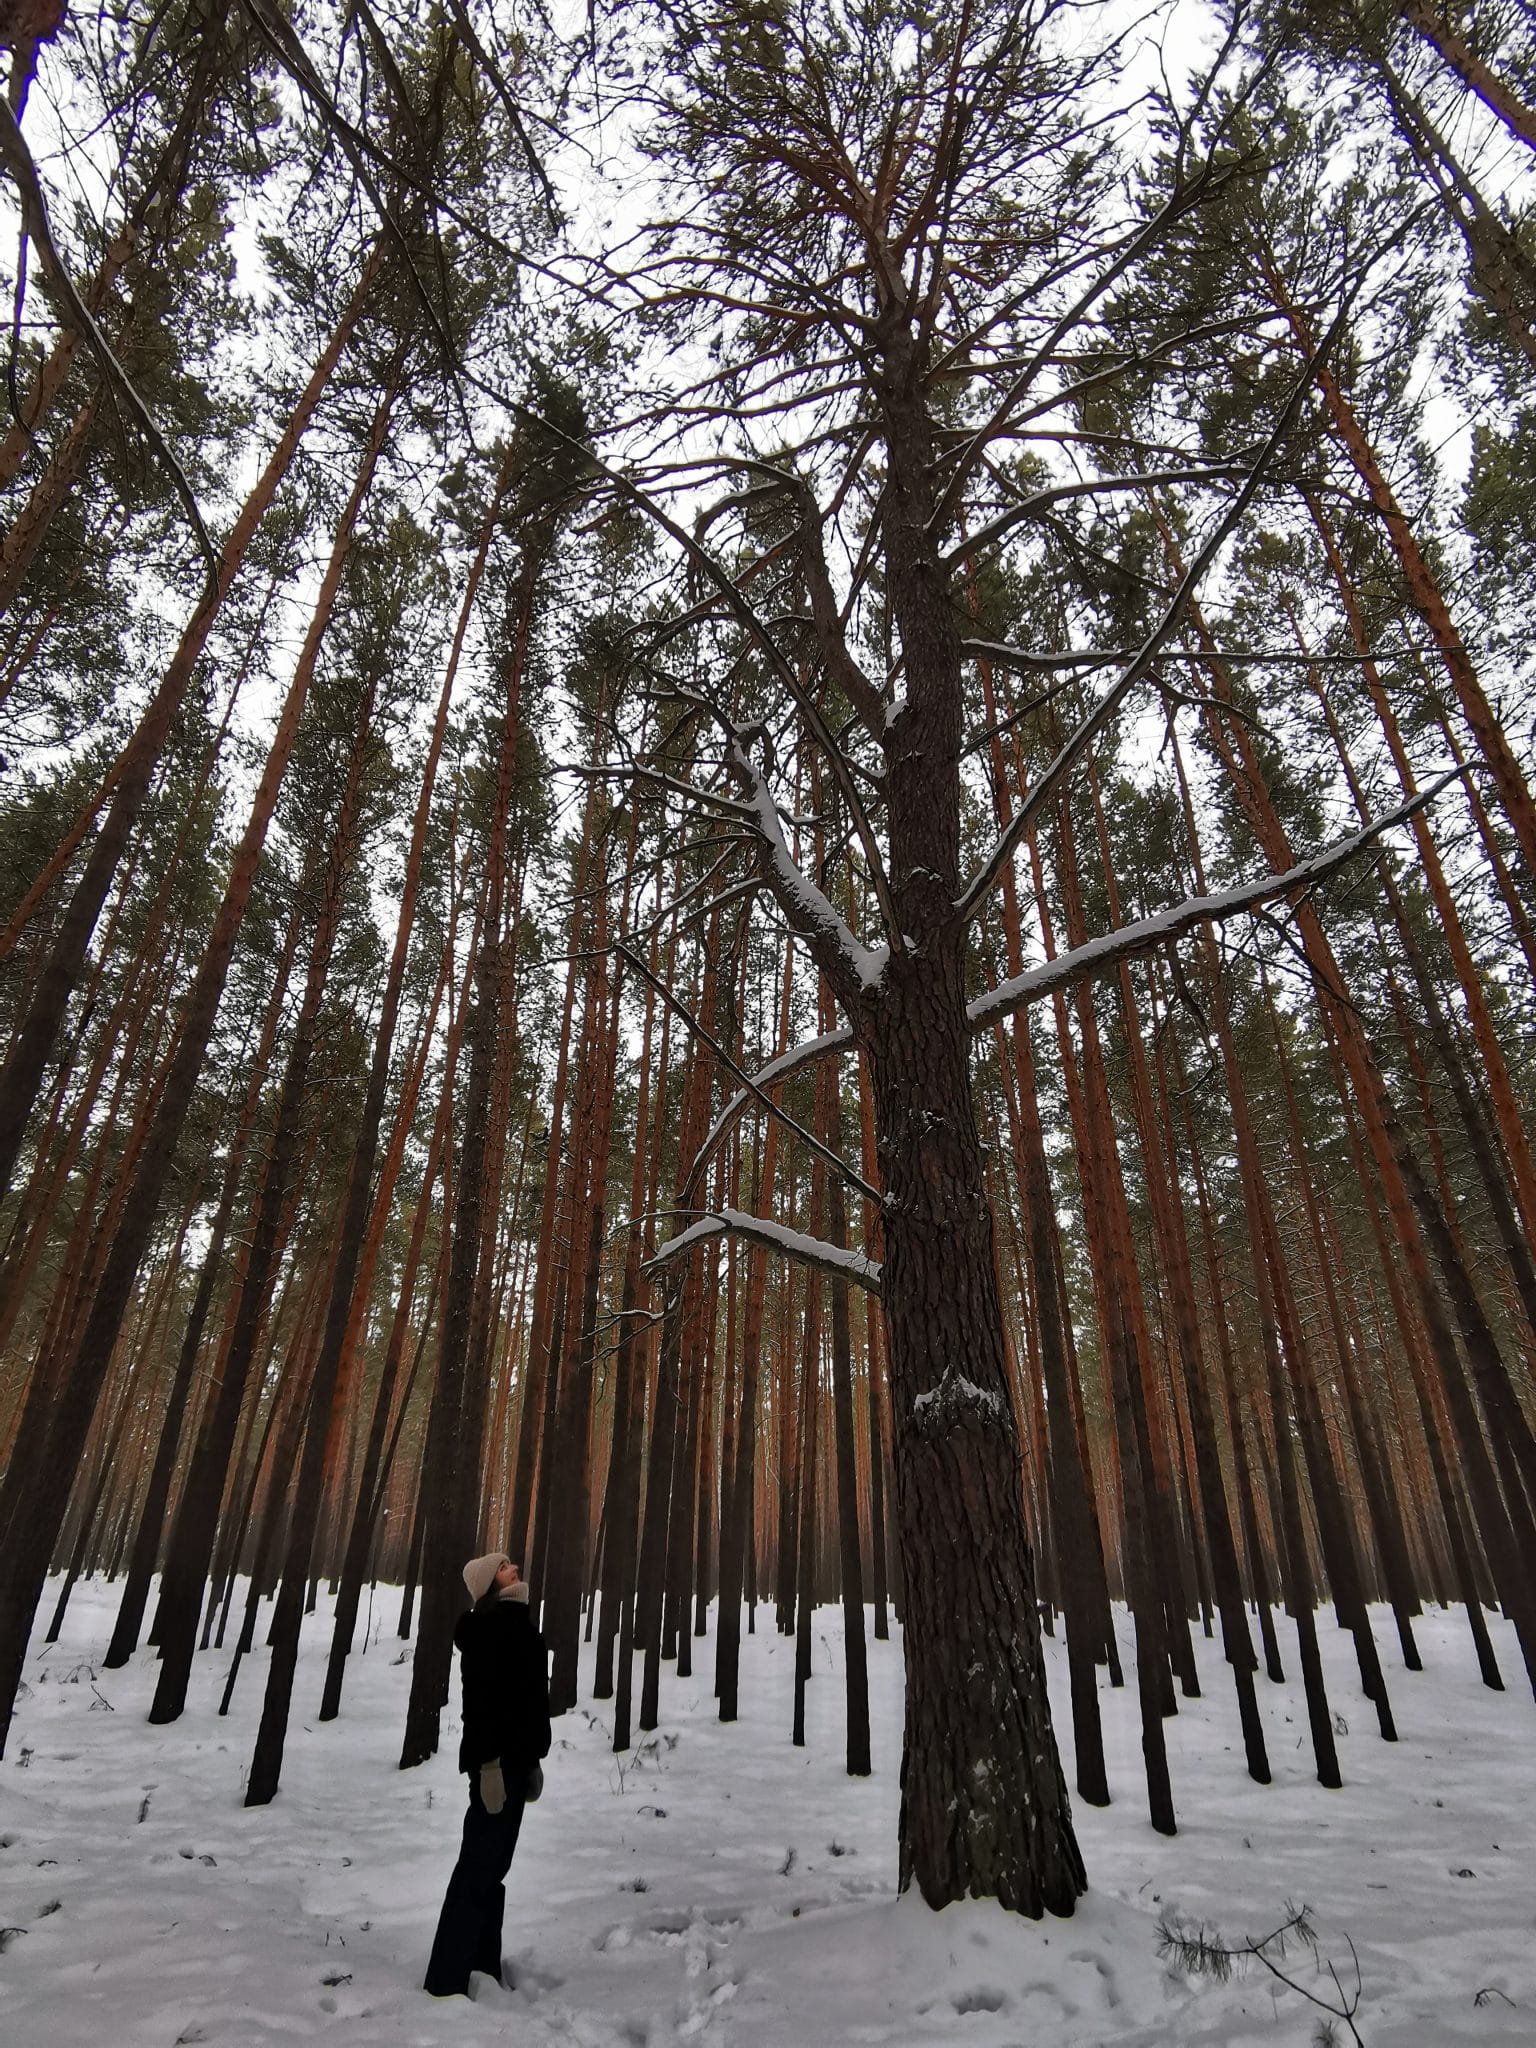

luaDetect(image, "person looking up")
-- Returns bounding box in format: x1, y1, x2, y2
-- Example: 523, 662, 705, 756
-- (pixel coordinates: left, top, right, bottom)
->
423, 1552, 551, 1998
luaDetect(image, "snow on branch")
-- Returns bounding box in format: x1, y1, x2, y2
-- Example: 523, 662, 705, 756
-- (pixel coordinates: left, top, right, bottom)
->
689, 1026, 858, 1196
968, 768, 1467, 1031
618, 945, 878, 1210
645, 1207, 881, 1294
667, 769, 1463, 1212
727, 734, 893, 992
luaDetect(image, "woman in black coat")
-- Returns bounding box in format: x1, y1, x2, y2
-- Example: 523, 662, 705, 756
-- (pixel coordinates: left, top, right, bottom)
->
424, 1552, 552, 1998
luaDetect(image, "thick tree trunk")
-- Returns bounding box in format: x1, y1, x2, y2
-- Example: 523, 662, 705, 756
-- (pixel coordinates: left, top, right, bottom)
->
975, 654, 1110, 1796
865, 963, 1084, 1913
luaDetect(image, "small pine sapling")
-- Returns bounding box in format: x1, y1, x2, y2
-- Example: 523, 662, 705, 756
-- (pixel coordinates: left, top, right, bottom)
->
1158, 1901, 1365, 2045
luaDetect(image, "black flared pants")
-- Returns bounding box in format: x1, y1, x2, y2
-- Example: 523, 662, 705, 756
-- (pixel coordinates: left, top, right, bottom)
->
424, 1775, 528, 1996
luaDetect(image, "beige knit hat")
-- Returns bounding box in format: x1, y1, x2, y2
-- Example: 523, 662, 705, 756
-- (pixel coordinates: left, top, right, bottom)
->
462, 1551, 510, 1604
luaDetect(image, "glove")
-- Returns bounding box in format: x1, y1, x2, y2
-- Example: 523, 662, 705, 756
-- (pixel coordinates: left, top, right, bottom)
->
479, 1759, 506, 1816
525, 1763, 544, 1804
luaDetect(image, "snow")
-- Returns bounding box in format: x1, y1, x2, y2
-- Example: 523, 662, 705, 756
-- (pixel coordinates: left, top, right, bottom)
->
2, 1582, 1532, 2045
649, 1207, 881, 1293
691, 1030, 856, 1192
728, 738, 889, 992
967, 765, 1466, 1032
911, 1375, 1007, 1426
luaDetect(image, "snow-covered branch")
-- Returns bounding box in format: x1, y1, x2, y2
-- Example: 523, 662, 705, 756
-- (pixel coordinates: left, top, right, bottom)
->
690, 1025, 857, 1193
663, 772, 1464, 1224
967, 768, 1467, 1031
618, 944, 878, 1209
946, 465, 1250, 570
726, 734, 893, 994
644, 1207, 881, 1294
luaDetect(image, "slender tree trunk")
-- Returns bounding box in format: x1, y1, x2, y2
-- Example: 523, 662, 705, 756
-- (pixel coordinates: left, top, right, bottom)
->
791, 1251, 821, 1750
1399, 0, 1536, 153
1266, 282, 1536, 891
822, 1035, 870, 1775
717, 947, 793, 1718
0, 26, 225, 489
147, 635, 388, 1725
398, 940, 499, 1770
597, 954, 661, 1707
0, 245, 382, 1205
102, 897, 304, 1668
0, 356, 396, 1753
0, 392, 99, 617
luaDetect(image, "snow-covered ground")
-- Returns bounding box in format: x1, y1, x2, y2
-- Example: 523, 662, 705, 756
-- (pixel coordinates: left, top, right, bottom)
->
0, 1581, 1530, 2045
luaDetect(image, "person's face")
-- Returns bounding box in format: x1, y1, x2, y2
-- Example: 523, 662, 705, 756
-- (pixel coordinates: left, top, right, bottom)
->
494, 1558, 521, 1589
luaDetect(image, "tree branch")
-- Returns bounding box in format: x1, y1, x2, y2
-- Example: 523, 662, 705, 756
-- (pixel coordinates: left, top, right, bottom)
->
618, 941, 879, 1209
644, 1206, 881, 1295
0, 97, 217, 585
675, 768, 1466, 1193
956, 275, 1367, 926
967, 767, 1467, 1030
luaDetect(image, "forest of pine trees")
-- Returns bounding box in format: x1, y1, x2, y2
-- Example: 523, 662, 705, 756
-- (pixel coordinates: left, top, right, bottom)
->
0, 0, 1533, 1922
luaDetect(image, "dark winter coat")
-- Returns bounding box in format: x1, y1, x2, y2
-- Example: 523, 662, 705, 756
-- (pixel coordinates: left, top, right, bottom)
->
453, 1598, 553, 1777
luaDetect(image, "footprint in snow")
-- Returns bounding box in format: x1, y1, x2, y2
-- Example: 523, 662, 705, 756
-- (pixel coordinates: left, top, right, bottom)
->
1066, 1948, 1122, 2011
952, 1985, 1009, 2015
507, 1954, 564, 1995
674, 1915, 738, 2041
598, 1905, 746, 1954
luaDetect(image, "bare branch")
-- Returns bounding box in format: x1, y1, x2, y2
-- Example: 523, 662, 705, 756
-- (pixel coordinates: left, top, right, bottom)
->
956, 274, 1367, 926
962, 640, 1386, 674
